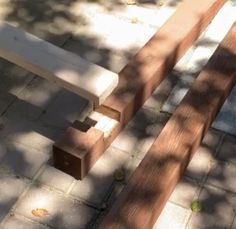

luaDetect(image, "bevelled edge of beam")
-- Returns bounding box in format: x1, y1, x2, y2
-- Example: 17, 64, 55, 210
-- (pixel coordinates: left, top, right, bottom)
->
102, 0, 226, 125
53, 0, 225, 180
0, 22, 118, 105
98, 22, 236, 229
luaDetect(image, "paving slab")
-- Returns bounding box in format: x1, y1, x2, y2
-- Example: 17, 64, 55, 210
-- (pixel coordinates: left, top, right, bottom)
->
0, 116, 63, 153
217, 134, 236, 164
14, 186, 98, 229
111, 125, 157, 159
0, 92, 16, 116
185, 145, 216, 182
63, 38, 131, 74
40, 89, 89, 129
90, 182, 125, 228
127, 107, 169, 132
0, 59, 33, 96
70, 146, 130, 208
5, 98, 44, 121
213, 87, 236, 136
36, 165, 75, 193
0, 138, 7, 162
16, 77, 60, 111
169, 176, 199, 209
0, 173, 29, 222
143, 72, 179, 110
207, 160, 236, 194
153, 201, 191, 229
4, 77, 61, 122
71, 2, 175, 38
186, 185, 236, 229
0, 141, 50, 179
64, 2, 176, 75
232, 217, 236, 229
111, 109, 169, 160
161, 2, 236, 137
161, 73, 196, 114
2, 215, 49, 229
0, 0, 81, 46
201, 129, 223, 151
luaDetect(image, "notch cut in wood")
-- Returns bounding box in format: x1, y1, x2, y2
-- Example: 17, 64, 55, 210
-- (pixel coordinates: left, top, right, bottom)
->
99, 22, 236, 229
0, 22, 118, 106
53, 111, 120, 179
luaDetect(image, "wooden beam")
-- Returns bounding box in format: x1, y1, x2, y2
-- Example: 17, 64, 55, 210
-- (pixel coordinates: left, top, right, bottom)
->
99, 22, 236, 229
101, 0, 226, 125
53, 0, 225, 180
0, 22, 118, 105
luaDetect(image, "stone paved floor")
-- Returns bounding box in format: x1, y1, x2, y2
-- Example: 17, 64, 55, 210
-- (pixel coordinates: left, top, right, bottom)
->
0, 1, 236, 229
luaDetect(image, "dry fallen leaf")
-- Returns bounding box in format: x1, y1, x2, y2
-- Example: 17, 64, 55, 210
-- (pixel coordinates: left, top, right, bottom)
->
126, 0, 136, 5
113, 169, 125, 182
32, 208, 50, 217
131, 17, 138, 24
191, 201, 202, 213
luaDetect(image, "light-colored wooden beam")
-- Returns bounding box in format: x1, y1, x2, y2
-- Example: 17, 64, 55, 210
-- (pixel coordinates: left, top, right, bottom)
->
99, 22, 236, 229
0, 22, 118, 105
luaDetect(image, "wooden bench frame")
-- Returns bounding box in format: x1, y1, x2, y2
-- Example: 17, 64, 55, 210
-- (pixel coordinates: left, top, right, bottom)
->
0, 0, 231, 227
99, 21, 236, 229
53, 0, 225, 180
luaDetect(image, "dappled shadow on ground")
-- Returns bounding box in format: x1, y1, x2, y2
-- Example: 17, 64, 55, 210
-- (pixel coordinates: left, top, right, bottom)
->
93, 34, 236, 228
0, 0, 235, 229
0, 0, 160, 227
1, 0, 85, 45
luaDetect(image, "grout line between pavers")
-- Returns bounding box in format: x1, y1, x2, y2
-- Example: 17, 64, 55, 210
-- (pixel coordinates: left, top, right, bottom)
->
186, 183, 236, 229
167, 199, 192, 211
0, 179, 34, 226
229, 210, 236, 229
22, 161, 108, 211
215, 131, 227, 156
109, 144, 134, 157
0, 95, 18, 117
0, 73, 38, 117
179, 130, 229, 228
30, 160, 107, 210
0, 164, 64, 227
88, 182, 119, 229
204, 179, 236, 197
2, 178, 98, 228
3, 213, 54, 229
65, 179, 77, 195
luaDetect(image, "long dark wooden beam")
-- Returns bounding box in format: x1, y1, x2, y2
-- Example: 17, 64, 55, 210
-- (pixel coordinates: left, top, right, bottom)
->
98, 22, 236, 229
53, 0, 225, 179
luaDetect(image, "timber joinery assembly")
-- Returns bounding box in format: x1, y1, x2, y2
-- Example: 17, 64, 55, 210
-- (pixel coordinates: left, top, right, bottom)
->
1, 0, 234, 228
